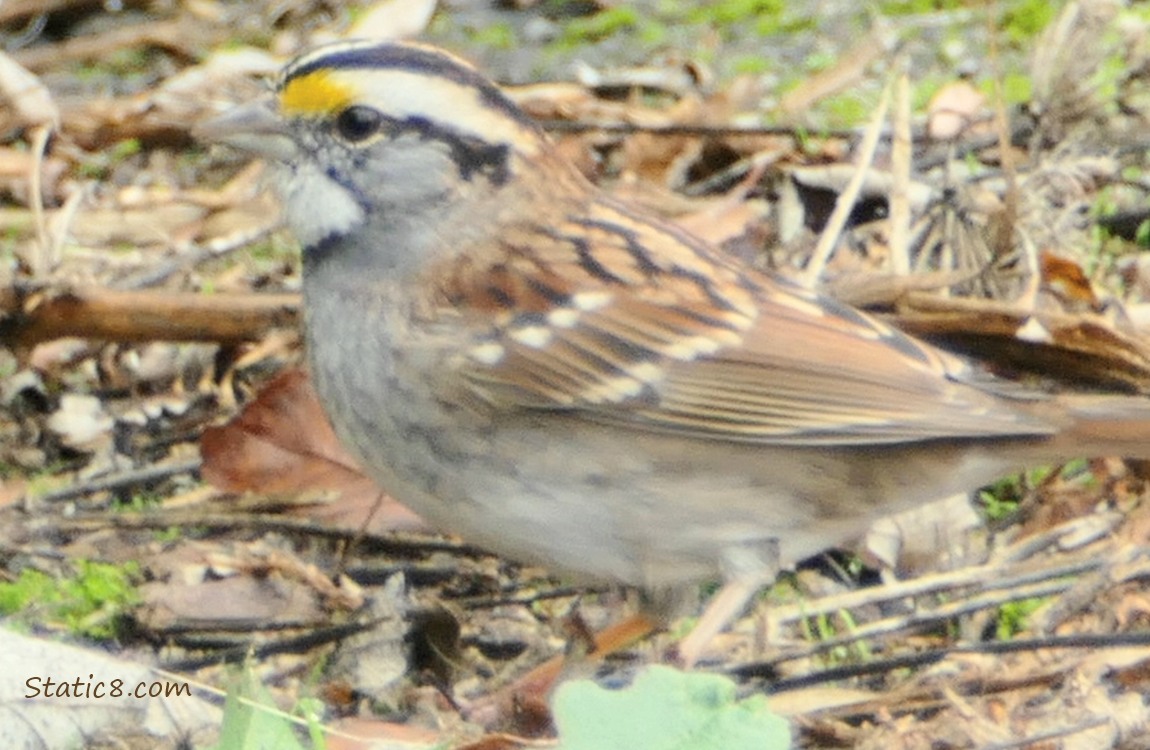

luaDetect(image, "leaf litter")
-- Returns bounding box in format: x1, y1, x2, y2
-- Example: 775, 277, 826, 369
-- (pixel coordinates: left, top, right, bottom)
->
3, 0, 1150, 747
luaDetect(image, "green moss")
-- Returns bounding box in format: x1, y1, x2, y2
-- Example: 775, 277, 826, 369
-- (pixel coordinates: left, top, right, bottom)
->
105, 47, 153, 74
762, 572, 802, 605
0, 560, 141, 640
685, 0, 784, 25
877, 0, 963, 15
911, 77, 947, 112
1092, 48, 1127, 112
983, 72, 1033, 105
550, 0, 812, 54
979, 461, 1093, 523
73, 62, 104, 82
465, 21, 517, 50
803, 49, 838, 73
874, 0, 1055, 45
999, 0, 1058, 46
1129, 4, 1150, 23
76, 138, 143, 179
996, 597, 1047, 639
978, 486, 1020, 523
1131, 220, 1150, 248
821, 92, 874, 127
113, 491, 162, 512
978, 470, 1033, 522
76, 161, 103, 179
151, 526, 182, 544
227, 233, 301, 278
558, 6, 640, 44
731, 55, 772, 75
25, 465, 73, 498
110, 138, 142, 161
74, 48, 155, 79
800, 609, 872, 665
636, 21, 668, 46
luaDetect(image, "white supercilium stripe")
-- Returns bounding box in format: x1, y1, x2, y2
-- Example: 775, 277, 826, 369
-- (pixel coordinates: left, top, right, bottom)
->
330, 69, 539, 155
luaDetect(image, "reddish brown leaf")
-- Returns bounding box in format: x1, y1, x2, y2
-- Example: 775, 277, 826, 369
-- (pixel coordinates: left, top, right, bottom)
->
0, 478, 26, 508
201, 368, 426, 533
323, 717, 442, 750
1041, 250, 1100, 310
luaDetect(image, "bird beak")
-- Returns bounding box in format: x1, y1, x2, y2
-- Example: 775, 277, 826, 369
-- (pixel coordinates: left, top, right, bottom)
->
193, 97, 297, 162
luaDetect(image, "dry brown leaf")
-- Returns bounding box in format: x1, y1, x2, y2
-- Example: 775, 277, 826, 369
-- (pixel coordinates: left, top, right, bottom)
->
675, 155, 772, 247
326, 716, 443, 750
1041, 250, 1101, 311
0, 50, 58, 128
0, 478, 26, 508
573, 57, 708, 98
63, 47, 275, 152
768, 686, 881, 717
894, 293, 1150, 392
620, 95, 708, 186
926, 80, 988, 141
347, 0, 437, 41
677, 198, 765, 248
0, 146, 67, 203
137, 575, 324, 631
201, 368, 426, 533
507, 82, 599, 120
454, 735, 540, 750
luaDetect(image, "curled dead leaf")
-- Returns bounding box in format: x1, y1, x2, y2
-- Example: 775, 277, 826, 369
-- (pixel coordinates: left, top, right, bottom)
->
201, 368, 426, 533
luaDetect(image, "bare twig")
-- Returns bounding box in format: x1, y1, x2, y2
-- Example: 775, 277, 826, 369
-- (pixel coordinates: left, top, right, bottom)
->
33, 459, 203, 504
539, 120, 840, 138
0, 0, 86, 26
55, 512, 477, 555
0, 287, 300, 347
888, 63, 912, 276
12, 20, 196, 72
801, 76, 894, 287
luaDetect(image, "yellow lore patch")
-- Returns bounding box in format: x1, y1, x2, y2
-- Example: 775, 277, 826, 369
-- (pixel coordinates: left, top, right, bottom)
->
280, 71, 353, 116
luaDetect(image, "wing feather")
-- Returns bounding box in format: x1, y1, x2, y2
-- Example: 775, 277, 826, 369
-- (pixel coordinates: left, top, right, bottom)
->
438, 196, 1055, 445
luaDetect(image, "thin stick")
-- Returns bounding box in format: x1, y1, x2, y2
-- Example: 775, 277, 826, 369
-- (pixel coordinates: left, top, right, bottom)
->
888, 63, 912, 276
0, 287, 300, 347
800, 76, 894, 288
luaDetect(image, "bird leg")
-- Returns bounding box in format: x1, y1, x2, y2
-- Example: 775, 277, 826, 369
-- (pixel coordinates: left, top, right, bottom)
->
675, 540, 780, 668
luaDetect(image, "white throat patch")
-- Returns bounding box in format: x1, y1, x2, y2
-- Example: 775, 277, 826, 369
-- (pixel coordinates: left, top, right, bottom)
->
279, 161, 366, 248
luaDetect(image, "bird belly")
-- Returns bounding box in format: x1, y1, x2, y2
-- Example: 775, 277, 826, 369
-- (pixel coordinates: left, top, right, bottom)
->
304, 284, 1015, 590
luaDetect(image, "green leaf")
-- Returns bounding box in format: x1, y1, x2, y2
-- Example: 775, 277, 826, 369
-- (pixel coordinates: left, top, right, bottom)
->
210, 672, 309, 750
553, 666, 790, 750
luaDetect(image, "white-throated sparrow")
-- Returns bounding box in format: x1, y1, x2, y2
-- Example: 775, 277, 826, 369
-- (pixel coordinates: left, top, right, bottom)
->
197, 40, 1150, 665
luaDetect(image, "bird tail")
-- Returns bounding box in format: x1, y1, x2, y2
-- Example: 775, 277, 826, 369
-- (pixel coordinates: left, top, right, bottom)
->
1022, 394, 1150, 462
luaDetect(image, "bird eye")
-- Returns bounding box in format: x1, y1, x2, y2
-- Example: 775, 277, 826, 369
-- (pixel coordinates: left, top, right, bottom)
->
335, 105, 384, 143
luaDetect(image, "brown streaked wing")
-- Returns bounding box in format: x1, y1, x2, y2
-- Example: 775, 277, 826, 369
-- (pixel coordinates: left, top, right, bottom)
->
448, 203, 1055, 445
641, 286, 1057, 444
